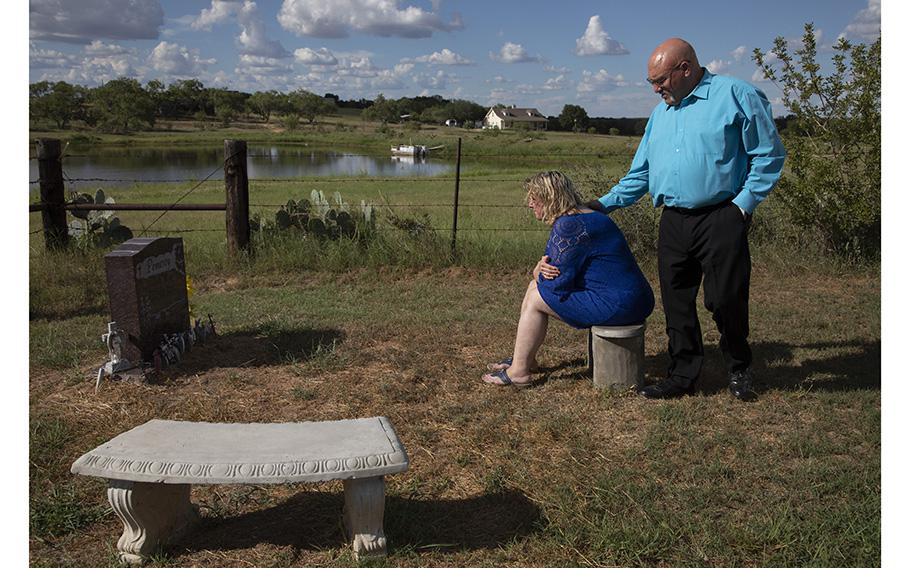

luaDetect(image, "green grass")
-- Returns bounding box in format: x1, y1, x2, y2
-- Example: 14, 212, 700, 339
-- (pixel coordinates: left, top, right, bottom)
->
29, 116, 639, 161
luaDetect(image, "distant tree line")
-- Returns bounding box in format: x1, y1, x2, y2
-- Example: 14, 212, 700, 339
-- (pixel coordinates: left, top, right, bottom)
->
29, 77, 661, 136
29, 78, 352, 134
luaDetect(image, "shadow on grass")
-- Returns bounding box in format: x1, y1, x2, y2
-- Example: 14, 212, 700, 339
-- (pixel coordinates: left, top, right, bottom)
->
174, 489, 540, 557
645, 339, 881, 395
170, 327, 346, 373
541, 339, 880, 394
29, 303, 107, 322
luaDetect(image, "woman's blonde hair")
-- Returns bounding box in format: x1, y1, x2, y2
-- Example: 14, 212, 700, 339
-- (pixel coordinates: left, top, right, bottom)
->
524, 170, 584, 224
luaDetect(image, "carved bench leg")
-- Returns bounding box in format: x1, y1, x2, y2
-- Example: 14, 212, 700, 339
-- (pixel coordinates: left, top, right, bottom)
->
106, 480, 198, 565
343, 476, 387, 559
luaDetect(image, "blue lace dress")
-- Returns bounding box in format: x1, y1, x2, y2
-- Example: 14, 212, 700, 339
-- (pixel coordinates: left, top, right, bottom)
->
537, 212, 654, 328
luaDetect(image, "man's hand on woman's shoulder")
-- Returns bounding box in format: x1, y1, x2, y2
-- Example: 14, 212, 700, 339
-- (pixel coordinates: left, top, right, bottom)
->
585, 199, 608, 213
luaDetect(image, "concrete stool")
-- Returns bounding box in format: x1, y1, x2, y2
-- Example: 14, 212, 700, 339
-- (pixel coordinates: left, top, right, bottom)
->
586, 323, 646, 390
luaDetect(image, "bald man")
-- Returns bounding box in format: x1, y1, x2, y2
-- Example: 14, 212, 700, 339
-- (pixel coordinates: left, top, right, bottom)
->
591, 38, 785, 401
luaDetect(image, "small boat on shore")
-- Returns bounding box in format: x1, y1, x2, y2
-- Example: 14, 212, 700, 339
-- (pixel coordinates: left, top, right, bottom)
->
391, 144, 427, 158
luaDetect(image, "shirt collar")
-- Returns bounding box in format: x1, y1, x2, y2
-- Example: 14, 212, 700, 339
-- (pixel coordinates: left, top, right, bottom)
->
687, 68, 713, 101
664, 68, 712, 110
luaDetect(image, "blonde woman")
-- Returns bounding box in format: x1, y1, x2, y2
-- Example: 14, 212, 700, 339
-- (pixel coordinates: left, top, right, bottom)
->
483, 171, 654, 387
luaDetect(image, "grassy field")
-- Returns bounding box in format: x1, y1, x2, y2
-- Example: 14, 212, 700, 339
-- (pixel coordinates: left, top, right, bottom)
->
28, 112, 640, 160
28, 125, 880, 566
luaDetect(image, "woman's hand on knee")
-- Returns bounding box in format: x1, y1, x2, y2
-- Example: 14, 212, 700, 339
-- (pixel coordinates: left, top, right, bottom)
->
533, 255, 560, 280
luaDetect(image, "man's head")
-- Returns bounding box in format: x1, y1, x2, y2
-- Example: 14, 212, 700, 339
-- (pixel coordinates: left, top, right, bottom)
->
647, 38, 704, 106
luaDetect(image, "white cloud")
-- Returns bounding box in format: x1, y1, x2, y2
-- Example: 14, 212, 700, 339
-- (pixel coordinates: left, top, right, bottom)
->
30, 41, 142, 84
544, 65, 571, 74
490, 42, 542, 64
542, 74, 569, 91
30, 0, 163, 43
233, 55, 294, 89
189, 0, 289, 58
294, 47, 338, 66
148, 41, 215, 76
191, 0, 241, 31
574, 15, 629, 56
731, 45, 749, 62
83, 41, 138, 76
29, 43, 79, 69
237, 54, 293, 73
751, 68, 769, 83
706, 59, 730, 74
411, 48, 472, 65
412, 69, 451, 90
577, 69, 626, 93
278, 0, 463, 38
237, 1, 290, 58
84, 41, 132, 57
840, 0, 880, 42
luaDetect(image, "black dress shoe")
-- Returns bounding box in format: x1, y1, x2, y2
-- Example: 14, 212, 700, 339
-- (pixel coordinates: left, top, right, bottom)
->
728, 369, 758, 402
637, 377, 695, 399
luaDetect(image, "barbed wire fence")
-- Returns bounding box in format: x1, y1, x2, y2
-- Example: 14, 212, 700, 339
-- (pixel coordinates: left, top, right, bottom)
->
29, 138, 624, 252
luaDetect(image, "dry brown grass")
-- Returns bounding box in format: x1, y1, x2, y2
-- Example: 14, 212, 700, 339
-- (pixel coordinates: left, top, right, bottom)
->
29, 266, 880, 566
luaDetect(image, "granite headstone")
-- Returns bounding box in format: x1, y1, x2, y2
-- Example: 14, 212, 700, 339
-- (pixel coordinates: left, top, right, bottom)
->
104, 237, 190, 363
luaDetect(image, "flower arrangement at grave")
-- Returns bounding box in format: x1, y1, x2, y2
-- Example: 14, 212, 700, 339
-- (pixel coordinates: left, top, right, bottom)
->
185, 275, 195, 318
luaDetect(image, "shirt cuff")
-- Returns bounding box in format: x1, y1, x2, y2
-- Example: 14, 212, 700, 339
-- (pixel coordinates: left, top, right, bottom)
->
732, 191, 759, 215
597, 195, 620, 213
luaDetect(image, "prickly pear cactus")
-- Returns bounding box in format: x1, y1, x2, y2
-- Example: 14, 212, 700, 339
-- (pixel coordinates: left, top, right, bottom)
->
274, 191, 374, 241
67, 189, 133, 247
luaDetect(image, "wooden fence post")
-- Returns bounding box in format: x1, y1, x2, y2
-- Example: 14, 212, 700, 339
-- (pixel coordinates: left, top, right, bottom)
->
36, 138, 68, 250
224, 139, 250, 255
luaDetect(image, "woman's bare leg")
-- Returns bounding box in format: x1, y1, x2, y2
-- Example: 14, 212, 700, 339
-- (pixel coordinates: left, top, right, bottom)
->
484, 280, 559, 385
510, 280, 558, 376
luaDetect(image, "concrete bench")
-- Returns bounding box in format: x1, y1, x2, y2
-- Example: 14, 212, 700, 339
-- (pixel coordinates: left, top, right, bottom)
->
586, 323, 646, 390
71, 417, 409, 564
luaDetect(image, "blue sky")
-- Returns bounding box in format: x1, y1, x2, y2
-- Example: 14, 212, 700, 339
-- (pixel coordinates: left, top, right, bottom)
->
29, 0, 880, 117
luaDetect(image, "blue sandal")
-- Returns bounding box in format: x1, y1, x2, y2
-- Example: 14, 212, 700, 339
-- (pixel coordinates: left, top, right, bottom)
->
487, 357, 540, 373
482, 368, 532, 388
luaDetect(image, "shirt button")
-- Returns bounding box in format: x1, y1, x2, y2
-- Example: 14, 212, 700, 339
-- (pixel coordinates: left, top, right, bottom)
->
675, 148, 679, 152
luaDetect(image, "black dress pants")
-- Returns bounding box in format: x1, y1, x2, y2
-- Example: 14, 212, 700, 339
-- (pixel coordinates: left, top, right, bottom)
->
657, 201, 752, 386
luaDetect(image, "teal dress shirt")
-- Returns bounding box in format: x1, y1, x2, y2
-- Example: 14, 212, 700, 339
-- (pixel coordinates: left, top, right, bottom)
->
598, 70, 786, 214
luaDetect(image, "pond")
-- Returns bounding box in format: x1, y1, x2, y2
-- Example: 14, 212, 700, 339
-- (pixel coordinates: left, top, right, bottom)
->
29, 144, 453, 189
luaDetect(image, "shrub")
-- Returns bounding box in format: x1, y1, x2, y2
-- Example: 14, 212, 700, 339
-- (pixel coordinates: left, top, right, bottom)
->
753, 23, 880, 259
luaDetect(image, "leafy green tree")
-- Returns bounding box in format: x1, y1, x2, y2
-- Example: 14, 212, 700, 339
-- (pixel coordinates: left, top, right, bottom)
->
754, 23, 880, 257
29, 81, 52, 125
166, 79, 207, 117
444, 99, 486, 124
247, 90, 284, 123
146, 79, 165, 118
29, 81, 85, 129
362, 94, 400, 124
558, 104, 589, 132
210, 88, 247, 126
288, 89, 335, 124
91, 78, 156, 133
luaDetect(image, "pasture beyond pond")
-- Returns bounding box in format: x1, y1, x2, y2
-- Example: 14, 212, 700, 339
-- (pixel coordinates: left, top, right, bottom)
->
29, 126, 880, 566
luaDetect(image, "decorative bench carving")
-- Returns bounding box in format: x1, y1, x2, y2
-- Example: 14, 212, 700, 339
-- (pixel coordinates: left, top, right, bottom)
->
71, 417, 409, 564
586, 323, 646, 390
